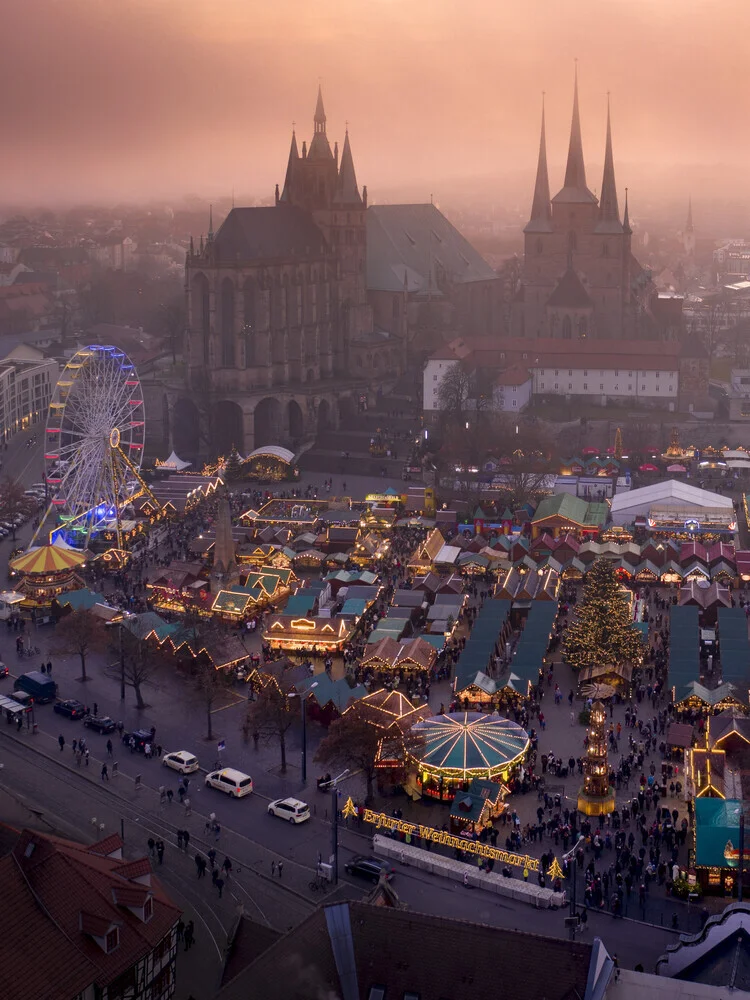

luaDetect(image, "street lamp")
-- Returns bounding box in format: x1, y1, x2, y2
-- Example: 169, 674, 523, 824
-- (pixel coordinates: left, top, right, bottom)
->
289, 681, 318, 784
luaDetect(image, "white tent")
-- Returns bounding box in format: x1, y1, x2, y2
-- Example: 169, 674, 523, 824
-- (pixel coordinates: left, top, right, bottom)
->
158, 451, 192, 471
611, 479, 733, 525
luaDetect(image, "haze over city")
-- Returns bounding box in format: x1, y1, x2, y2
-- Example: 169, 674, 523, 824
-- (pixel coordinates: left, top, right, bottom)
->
3, 0, 750, 216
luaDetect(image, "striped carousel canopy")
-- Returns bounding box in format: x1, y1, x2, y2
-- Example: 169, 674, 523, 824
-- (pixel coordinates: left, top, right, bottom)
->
410, 711, 529, 779
10, 545, 86, 575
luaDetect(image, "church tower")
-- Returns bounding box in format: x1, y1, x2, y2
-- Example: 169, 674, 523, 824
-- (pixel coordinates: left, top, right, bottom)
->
683, 197, 695, 257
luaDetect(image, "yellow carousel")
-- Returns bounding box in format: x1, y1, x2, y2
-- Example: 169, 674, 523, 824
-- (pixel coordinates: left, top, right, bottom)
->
10, 545, 87, 605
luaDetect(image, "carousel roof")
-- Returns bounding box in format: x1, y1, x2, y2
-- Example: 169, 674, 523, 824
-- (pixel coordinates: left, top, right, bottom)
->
10, 545, 86, 575
411, 712, 529, 777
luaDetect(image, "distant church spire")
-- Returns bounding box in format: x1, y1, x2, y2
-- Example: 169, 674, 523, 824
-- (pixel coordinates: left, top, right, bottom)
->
525, 96, 552, 233
334, 129, 362, 205
208, 204, 214, 241
314, 84, 326, 134
280, 129, 299, 202
553, 63, 597, 204
623, 187, 632, 234
308, 85, 334, 161
595, 95, 622, 233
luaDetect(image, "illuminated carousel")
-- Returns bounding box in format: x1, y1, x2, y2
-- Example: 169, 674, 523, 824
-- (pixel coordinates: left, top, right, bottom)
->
10, 545, 87, 605
408, 712, 530, 801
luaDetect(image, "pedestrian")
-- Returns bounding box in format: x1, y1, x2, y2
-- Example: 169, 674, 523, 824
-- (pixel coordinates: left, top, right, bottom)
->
72, 738, 78, 754
184, 796, 192, 816
177, 830, 184, 850
148, 838, 155, 856
58, 734, 65, 751
166, 789, 173, 804
184, 920, 194, 950
176, 918, 185, 943
207, 848, 217, 868
183, 830, 190, 851
215, 876, 224, 898
156, 840, 165, 865
271, 860, 277, 877
222, 856, 232, 878
277, 860, 283, 878
84, 748, 90, 766
16, 715, 22, 732
213, 822, 221, 842
101, 764, 109, 781
194, 853, 203, 877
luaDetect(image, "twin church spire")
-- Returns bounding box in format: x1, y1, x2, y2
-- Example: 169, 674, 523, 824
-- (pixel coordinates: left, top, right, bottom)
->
527, 70, 628, 232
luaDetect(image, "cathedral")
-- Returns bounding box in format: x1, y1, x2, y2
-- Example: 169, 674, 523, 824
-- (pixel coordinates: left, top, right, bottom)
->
512, 74, 681, 342
176, 88, 404, 459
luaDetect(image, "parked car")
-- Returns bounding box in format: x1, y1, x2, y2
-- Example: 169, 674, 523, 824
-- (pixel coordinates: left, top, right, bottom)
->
15, 671, 57, 704
162, 751, 200, 775
121, 729, 154, 752
53, 699, 87, 720
204, 768, 253, 798
0, 662, 9, 678
267, 797, 310, 824
83, 715, 116, 734
344, 855, 395, 884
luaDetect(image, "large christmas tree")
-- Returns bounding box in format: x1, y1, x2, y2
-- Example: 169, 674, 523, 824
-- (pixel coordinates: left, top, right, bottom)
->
563, 558, 644, 672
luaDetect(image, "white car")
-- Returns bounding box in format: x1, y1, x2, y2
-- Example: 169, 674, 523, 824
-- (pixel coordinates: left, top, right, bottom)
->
268, 797, 311, 824
205, 768, 253, 798
162, 750, 200, 775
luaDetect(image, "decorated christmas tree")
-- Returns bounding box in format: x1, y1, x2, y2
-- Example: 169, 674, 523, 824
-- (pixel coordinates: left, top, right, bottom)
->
224, 446, 244, 483
613, 427, 623, 460
563, 558, 644, 673
577, 700, 615, 815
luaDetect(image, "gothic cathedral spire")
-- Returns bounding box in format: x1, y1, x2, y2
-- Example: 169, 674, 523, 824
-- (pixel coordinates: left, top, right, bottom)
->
279, 129, 299, 203
524, 97, 552, 233
309, 85, 334, 161
553, 64, 597, 204
334, 129, 362, 206
595, 96, 622, 233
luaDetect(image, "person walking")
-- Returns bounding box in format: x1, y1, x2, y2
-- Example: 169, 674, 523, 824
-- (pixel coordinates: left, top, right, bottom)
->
222, 856, 232, 879
184, 920, 194, 951
177, 830, 184, 850
183, 830, 190, 852
184, 796, 192, 817
101, 764, 109, 781
106, 739, 113, 757
84, 748, 90, 766
72, 738, 78, 754
207, 848, 217, 869
213, 822, 221, 842
58, 734, 65, 751
277, 860, 283, 878
156, 840, 165, 865
215, 877, 224, 899
46, 661, 52, 674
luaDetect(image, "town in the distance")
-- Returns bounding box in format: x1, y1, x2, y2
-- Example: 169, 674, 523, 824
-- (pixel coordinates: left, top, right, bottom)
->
2, 44, 750, 1000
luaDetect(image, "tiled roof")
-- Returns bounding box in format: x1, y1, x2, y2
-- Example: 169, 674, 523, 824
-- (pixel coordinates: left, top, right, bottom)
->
218, 900, 592, 1000
0, 829, 180, 1000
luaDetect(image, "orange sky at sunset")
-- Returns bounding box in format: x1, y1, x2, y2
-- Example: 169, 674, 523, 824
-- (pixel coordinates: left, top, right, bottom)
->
1, 0, 748, 206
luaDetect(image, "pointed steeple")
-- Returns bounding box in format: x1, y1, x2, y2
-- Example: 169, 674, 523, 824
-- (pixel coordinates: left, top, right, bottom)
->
686, 196, 694, 232
280, 129, 299, 202
552, 65, 597, 205
314, 84, 326, 133
623, 187, 632, 234
308, 86, 333, 161
334, 130, 362, 205
207, 204, 214, 242
525, 97, 552, 233
595, 96, 623, 234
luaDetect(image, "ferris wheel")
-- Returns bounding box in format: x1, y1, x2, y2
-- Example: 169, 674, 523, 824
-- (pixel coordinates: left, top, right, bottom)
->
43, 345, 152, 548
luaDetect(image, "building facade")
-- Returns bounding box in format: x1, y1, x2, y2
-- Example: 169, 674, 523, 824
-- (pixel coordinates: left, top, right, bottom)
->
512, 76, 679, 342
175, 88, 403, 461
0, 345, 58, 443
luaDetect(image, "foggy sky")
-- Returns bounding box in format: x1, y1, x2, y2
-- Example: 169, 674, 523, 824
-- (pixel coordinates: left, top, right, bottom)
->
2, 0, 748, 208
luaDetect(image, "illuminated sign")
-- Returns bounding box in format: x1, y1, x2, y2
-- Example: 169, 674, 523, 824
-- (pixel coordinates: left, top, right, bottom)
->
291, 618, 317, 631
360, 805, 563, 874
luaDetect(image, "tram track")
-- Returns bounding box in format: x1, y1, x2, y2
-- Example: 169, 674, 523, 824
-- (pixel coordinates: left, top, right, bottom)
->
0, 729, 319, 933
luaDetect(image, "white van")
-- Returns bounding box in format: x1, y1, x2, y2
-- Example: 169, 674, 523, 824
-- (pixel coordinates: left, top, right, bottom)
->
204, 768, 253, 798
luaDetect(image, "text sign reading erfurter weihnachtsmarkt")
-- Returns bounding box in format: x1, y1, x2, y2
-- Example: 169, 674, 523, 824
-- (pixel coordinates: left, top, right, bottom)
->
360, 806, 542, 873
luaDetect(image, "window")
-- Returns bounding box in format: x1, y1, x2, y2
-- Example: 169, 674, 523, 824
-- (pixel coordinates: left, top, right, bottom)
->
655, 385, 659, 392
554, 369, 559, 376
538, 368, 544, 375
105, 928, 120, 953
628, 371, 633, 377
583, 370, 588, 376
655, 371, 660, 378
615, 370, 619, 376
583, 383, 588, 390
642, 385, 646, 391
568, 369, 572, 376
554, 383, 559, 389
668, 371, 674, 378
600, 384, 604, 391
628, 384, 632, 391
512, 399, 517, 407
669, 385, 673, 392
568, 383, 572, 389
433, 375, 438, 381
540, 382, 545, 389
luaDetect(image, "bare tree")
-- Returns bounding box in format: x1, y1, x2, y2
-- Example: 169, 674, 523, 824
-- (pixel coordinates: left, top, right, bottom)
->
179, 611, 234, 740
241, 660, 299, 772
51, 609, 107, 683
104, 630, 160, 709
